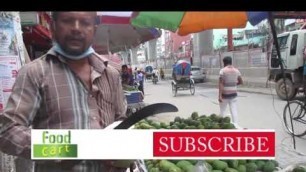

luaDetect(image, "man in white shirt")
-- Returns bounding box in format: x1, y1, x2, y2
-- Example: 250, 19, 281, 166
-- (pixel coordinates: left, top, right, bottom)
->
152, 67, 159, 80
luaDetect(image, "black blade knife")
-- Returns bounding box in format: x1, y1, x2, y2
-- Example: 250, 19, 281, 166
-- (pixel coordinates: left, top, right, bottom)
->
114, 103, 178, 129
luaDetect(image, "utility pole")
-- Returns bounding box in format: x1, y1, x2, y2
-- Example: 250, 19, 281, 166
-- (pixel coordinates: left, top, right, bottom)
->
227, 28, 234, 51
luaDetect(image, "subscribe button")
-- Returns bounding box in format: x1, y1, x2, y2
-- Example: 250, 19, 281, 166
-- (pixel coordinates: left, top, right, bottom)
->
153, 131, 275, 158
31, 130, 275, 159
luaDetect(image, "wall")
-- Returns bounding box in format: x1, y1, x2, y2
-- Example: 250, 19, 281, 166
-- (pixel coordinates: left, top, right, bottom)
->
202, 48, 269, 78
158, 48, 269, 79
0, 12, 29, 172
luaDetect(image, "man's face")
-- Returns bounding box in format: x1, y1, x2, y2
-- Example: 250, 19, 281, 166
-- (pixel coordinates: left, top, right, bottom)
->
122, 67, 128, 73
51, 12, 97, 55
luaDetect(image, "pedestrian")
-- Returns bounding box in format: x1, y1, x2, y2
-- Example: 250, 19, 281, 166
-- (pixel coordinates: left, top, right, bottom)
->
160, 68, 165, 80
134, 67, 138, 80
152, 67, 159, 80
0, 12, 128, 172
136, 69, 145, 95
127, 66, 134, 86
218, 56, 243, 125
121, 64, 131, 85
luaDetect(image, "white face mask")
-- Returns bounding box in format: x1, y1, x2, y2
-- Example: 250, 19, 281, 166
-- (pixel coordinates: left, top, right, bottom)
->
53, 42, 95, 60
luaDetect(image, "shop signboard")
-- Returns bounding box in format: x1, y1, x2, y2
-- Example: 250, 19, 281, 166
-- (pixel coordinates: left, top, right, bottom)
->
20, 12, 39, 26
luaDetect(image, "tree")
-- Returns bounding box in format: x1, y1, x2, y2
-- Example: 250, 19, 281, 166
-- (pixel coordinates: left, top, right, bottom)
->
257, 20, 270, 36
274, 19, 286, 34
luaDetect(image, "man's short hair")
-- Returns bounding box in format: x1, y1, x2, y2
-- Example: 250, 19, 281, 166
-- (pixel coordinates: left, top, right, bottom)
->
122, 65, 128, 69
51, 12, 60, 21
51, 12, 98, 24
223, 56, 232, 66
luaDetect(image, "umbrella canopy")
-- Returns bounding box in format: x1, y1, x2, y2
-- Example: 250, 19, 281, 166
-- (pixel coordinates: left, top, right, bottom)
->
131, 12, 268, 36
93, 12, 161, 54
173, 60, 191, 76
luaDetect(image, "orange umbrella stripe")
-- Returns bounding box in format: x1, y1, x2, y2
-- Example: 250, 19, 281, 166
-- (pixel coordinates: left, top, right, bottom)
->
178, 12, 248, 36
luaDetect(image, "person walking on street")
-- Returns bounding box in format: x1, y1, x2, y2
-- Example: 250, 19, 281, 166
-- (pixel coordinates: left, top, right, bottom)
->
152, 67, 159, 80
0, 12, 128, 172
160, 68, 165, 80
218, 56, 243, 125
136, 69, 144, 95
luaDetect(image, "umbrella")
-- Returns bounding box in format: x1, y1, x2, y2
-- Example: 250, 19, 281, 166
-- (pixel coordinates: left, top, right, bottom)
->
131, 12, 268, 36
93, 12, 161, 54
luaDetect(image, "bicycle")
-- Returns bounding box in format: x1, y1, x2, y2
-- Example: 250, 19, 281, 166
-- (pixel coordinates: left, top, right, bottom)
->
283, 99, 306, 137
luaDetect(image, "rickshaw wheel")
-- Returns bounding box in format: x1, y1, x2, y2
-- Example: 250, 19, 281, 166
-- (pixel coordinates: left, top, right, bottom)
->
190, 79, 195, 95
172, 83, 177, 97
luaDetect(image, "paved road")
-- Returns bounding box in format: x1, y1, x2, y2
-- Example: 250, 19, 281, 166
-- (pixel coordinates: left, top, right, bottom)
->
142, 79, 306, 167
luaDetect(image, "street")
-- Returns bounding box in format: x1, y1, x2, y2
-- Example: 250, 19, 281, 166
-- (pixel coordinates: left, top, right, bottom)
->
141, 79, 306, 167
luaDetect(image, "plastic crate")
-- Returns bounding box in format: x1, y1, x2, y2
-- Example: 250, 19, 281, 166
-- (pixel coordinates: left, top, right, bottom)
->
125, 91, 143, 104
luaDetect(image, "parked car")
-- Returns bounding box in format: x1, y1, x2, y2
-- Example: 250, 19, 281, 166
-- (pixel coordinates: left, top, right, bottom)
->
190, 66, 206, 83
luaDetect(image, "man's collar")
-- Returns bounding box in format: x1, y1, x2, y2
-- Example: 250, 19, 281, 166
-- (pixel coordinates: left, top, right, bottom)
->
46, 48, 67, 64
89, 52, 108, 74
46, 47, 108, 74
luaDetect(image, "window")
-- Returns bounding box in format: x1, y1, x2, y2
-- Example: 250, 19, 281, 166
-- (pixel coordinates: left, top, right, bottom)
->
290, 34, 298, 56
191, 67, 200, 71
276, 35, 289, 49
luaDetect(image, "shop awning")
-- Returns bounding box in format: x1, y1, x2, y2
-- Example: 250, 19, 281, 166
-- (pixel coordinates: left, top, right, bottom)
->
23, 24, 52, 50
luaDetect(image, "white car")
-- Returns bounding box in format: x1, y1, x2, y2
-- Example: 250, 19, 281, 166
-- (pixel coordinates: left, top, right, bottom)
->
190, 66, 206, 83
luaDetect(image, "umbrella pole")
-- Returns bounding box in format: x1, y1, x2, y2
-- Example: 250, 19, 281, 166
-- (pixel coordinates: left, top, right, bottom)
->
268, 12, 296, 149
107, 27, 111, 55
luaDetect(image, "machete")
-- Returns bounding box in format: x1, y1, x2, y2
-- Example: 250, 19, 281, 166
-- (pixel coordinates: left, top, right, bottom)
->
114, 103, 178, 129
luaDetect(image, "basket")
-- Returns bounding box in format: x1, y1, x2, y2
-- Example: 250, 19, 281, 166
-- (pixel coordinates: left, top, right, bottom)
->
125, 91, 143, 104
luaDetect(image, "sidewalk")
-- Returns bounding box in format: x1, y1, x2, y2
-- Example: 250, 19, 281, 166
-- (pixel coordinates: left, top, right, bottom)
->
164, 73, 278, 95
205, 75, 277, 96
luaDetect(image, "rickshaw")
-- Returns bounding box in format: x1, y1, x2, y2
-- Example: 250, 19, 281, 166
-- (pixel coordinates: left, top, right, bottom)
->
171, 60, 195, 97
145, 65, 153, 80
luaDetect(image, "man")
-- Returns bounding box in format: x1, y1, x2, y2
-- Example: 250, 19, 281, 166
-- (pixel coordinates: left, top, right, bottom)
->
121, 64, 131, 85
0, 12, 127, 172
136, 69, 144, 95
160, 68, 165, 80
152, 67, 159, 80
218, 56, 243, 125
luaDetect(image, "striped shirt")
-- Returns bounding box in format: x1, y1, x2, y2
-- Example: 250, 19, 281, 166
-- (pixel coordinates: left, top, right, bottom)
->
0, 48, 128, 172
219, 65, 241, 99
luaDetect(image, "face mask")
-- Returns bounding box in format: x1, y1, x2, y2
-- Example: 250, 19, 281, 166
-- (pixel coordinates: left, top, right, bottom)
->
53, 42, 95, 60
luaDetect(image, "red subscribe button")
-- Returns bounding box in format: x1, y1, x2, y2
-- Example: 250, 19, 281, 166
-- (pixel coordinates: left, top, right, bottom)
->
153, 131, 275, 158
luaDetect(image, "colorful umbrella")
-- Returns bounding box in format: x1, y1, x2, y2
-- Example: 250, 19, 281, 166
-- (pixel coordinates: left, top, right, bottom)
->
131, 12, 268, 36
93, 12, 161, 54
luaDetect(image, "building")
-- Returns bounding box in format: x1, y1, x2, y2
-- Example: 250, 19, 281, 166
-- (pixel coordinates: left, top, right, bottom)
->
215, 29, 267, 51
164, 30, 193, 62
156, 30, 165, 59
285, 19, 306, 31
192, 30, 214, 67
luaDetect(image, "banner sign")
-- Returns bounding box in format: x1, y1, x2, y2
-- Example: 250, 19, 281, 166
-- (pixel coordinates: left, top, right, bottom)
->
31, 129, 275, 160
